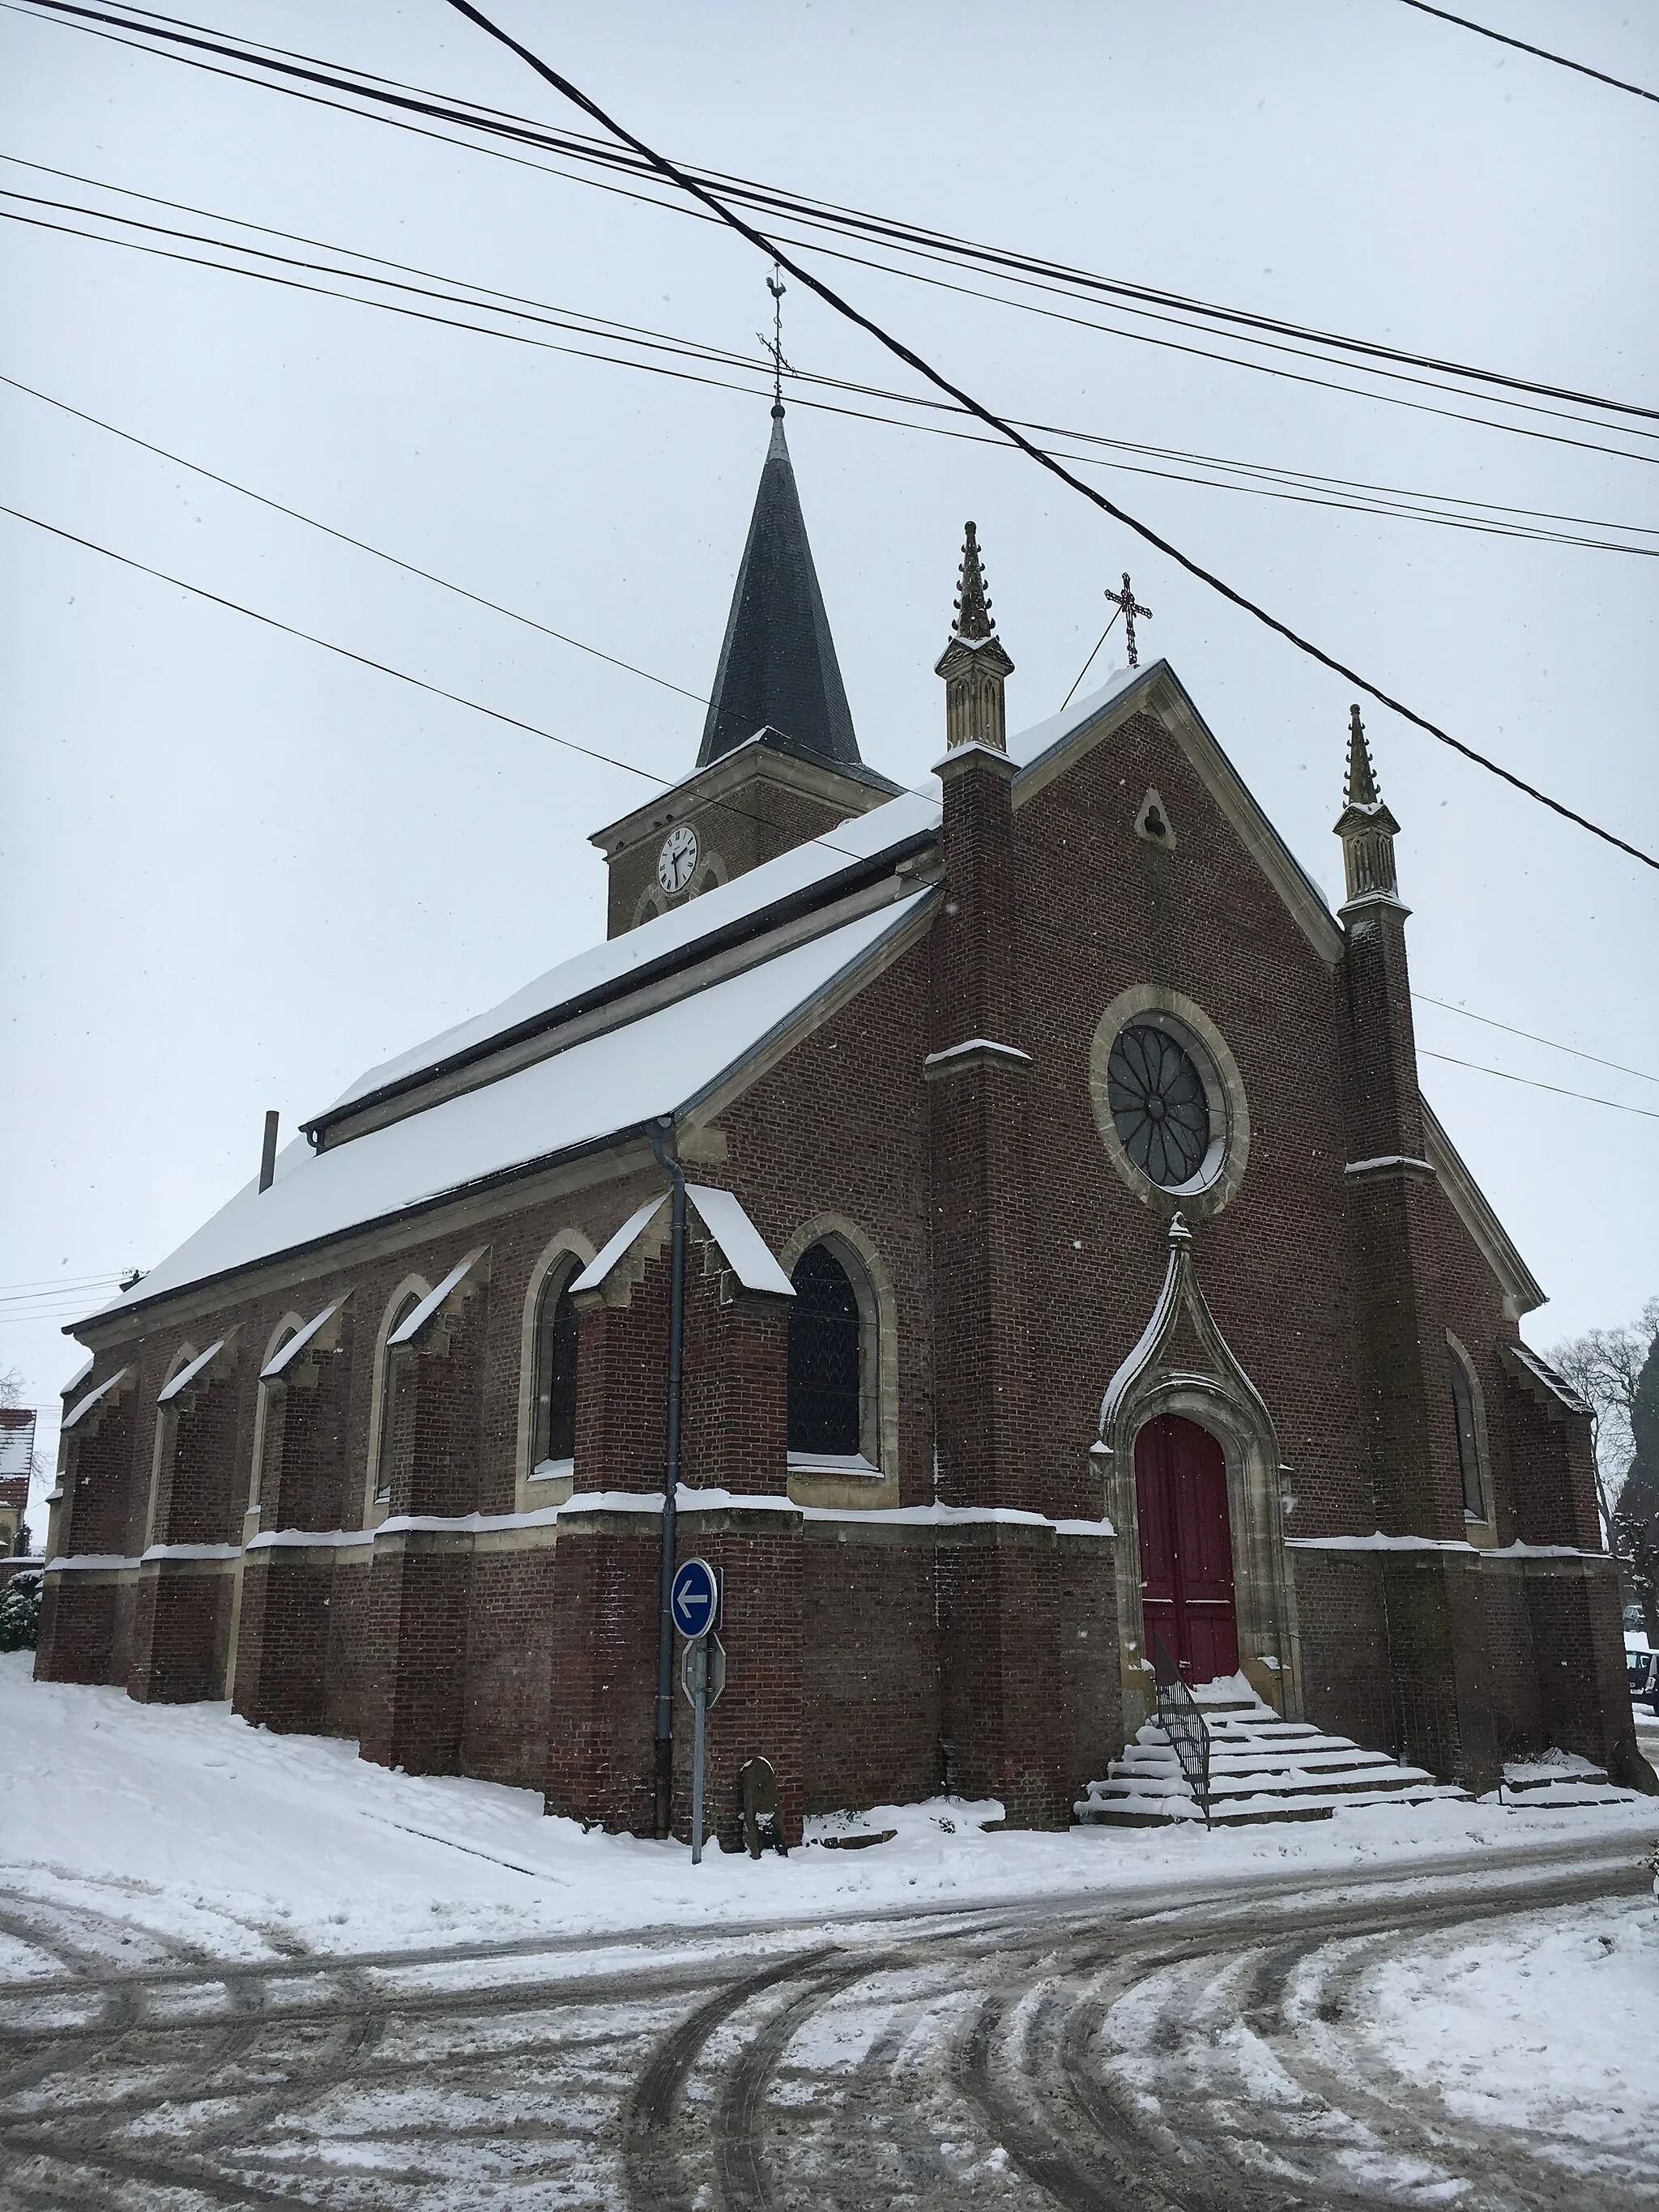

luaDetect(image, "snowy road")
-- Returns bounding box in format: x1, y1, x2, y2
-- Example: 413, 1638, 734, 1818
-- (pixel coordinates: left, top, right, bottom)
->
2, 1835, 1654, 2210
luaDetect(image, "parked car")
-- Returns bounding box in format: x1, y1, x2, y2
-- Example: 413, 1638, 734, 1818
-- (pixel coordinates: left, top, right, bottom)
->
1627, 1644, 1659, 1715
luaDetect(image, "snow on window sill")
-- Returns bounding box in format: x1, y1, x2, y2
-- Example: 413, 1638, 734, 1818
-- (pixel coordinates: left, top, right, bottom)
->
530, 1457, 574, 1484
787, 1451, 882, 1480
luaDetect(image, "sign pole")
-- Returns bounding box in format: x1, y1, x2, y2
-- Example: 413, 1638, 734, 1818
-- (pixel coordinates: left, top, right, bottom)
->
690, 1634, 709, 1865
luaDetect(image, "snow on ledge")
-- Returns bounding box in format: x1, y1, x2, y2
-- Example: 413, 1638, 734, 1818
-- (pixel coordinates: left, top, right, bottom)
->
1344, 1155, 1433, 1176
45, 1553, 139, 1574
1288, 1532, 1609, 1559
922, 1038, 1032, 1069
157, 1339, 228, 1404
140, 1543, 241, 1562
241, 1492, 1118, 1544
247, 1528, 375, 1552
1286, 1532, 1476, 1553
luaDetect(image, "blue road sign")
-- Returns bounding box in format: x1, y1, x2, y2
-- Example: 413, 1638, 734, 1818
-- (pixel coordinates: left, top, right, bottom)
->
671, 1556, 719, 1640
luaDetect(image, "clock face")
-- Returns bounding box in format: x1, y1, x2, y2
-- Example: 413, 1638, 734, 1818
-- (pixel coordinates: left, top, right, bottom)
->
657, 824, 699, 896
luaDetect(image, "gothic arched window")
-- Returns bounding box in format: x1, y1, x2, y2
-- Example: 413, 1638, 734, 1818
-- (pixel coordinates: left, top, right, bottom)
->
1449, 1345, 1488, 1521
531, 1267, 580, 1470
787, 1242, 862, 1456
373, 1289, 422, 1506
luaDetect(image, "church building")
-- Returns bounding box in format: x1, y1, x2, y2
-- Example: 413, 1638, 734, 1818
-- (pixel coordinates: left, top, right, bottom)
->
36, 400, 1640, 1842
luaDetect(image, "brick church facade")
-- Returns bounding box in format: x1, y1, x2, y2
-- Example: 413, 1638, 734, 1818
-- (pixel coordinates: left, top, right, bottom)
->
36, 407, 1641, 1842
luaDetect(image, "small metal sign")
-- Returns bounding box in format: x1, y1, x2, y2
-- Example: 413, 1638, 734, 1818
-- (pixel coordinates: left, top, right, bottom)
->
670, 1556, 719, 1640
680, 1631, 726, 1710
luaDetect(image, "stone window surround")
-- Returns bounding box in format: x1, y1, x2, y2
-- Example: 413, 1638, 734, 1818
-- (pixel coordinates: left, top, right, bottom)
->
1446, 1327, 1498, 1546
514, 1229, 598, 1514
1089, 982, 1251, 1221
363, 1274, 431, 1531
777, 1212, 899, 1512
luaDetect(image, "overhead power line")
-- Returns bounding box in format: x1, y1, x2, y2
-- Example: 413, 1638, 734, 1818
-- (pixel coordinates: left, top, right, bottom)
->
7, 187, 1654, 555
1390, 0, 1659, 104
1412, 994, 1659, 1087
0, 502, 889, 873
1417, 1051, 1659, 1119
434, 0, 1659, 878
12, 0, 1659, 451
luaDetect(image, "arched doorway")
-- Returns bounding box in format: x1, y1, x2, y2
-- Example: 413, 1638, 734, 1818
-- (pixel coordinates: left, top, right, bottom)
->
1134, 1413, 1239, 1684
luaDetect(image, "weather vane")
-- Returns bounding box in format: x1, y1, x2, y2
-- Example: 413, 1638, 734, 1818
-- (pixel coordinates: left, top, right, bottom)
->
1060, 571, 1154, 710
759, 262, 789, 416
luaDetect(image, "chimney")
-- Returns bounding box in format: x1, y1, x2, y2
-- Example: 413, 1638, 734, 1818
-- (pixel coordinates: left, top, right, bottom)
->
258, 1110, 279, 1194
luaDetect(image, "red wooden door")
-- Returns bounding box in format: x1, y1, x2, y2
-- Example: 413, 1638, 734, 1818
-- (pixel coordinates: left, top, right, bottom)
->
1135, 1414, 1239, 1683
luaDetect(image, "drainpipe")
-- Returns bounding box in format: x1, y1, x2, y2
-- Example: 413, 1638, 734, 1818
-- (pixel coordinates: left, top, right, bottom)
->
649, 1118, 687, 1840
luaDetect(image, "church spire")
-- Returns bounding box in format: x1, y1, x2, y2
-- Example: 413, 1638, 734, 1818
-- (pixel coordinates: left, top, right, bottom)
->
935, 521, 1014, 752
696, 406, 863, 772
1334, 703, 1403, 908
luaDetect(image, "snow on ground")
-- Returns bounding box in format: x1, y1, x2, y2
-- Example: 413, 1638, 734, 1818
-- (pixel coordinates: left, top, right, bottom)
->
2, 1654, 1657, 1965
1359, 1898, 1659, 2176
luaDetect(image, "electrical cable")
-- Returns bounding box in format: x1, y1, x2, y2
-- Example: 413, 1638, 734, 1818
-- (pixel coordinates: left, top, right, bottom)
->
1390, 0, 1659, 104
0, 501, 893, 873
13, 150, 1659, 526
11, 0, 1658, 443
1417, 1051, 1659, 1119
436, 0, 1659, 877
7, 205, 1653, 554
1412, 995, 1659, 1087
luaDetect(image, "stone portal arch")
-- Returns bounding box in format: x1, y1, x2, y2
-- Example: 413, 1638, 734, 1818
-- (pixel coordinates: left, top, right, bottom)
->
1094, 1213, 1302, 1733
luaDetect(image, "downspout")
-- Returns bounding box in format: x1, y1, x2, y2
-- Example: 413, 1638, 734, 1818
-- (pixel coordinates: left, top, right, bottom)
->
649, 1117, 687, 1840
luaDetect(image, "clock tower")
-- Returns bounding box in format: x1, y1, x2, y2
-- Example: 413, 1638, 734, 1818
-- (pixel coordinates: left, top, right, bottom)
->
591, 404, 899, 935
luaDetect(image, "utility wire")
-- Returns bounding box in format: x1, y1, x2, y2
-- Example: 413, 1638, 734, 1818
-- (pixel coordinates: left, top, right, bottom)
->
13, 149, 1659, 525
1390, 0, 1659, 104
0, 502, 893, 873
437, 0, 1659, 877
1412, 994, 1659, 1087
1417, 1051, 1659, 1119
0, 373, 714, 710
8, 198, 1653, 553
12, 0, 1658, 441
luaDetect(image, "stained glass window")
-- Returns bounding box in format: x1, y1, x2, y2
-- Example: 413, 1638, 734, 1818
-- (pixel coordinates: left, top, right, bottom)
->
1107, 1024, 1212, 1187
788, 1242, 861, 1455
532, 1272, 580, 1466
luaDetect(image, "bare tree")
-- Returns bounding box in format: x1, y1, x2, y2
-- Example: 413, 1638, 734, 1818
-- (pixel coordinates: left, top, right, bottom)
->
1547, 1298, 1659, 1515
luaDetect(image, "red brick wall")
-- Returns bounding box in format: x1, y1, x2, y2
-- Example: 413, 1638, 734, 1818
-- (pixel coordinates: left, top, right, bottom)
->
463, 1545, 559, 1786
801, 1527, 940, 1809
128, 1570, 231, 1704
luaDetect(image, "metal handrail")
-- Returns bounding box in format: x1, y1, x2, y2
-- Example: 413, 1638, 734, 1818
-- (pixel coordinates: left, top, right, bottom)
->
1151, 1632, 1211, 1828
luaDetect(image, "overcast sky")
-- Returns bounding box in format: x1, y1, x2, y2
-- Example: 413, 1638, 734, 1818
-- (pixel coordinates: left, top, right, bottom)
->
3, 0, 1656, 1537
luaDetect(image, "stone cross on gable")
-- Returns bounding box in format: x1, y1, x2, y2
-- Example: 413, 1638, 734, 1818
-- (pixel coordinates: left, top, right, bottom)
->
1106, 572, 1153, 668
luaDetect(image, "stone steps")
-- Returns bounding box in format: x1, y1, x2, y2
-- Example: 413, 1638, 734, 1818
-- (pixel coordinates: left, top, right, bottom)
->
1076, 1685, 1467, 1829
1499, 1754, 1642, 1808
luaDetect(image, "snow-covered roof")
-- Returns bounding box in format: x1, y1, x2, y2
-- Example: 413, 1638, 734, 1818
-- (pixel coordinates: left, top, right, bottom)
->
0, 1411, 36, 1476
315, 667, 1151, 1135
83, 892, 932, 1322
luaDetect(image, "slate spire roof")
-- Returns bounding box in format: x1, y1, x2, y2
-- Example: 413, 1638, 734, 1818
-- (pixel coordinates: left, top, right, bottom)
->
697, 409, 863, 770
